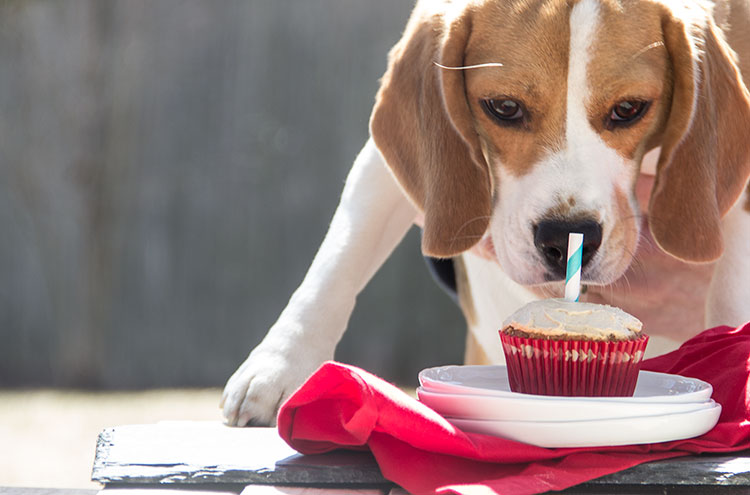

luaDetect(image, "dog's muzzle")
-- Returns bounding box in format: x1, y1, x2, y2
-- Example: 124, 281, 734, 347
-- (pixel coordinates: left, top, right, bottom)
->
533, 219, 602, 280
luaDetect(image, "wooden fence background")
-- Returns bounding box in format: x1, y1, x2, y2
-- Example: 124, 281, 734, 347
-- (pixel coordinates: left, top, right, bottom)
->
0, 0, 467, 388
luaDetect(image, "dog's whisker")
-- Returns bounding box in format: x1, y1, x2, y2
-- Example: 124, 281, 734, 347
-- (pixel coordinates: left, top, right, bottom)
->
448, 215, 493, 250
643, 215, 672, 233
616, 244, 647, 297
620, 272, 633, 295
627, 257, 648, 284
627, 251, 653, 293
433, 61, 504, 70
631, 41, 665, 61
545, 284, 559, 299
449, 234, 485, 242
453, 215, 492, 232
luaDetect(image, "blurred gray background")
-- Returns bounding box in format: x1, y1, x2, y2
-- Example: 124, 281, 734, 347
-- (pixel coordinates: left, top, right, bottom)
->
0, 0, 466, 390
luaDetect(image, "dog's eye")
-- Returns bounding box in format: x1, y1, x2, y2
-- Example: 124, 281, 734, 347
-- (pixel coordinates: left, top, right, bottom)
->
609, 100, 650, 126
483, 98, 524, 123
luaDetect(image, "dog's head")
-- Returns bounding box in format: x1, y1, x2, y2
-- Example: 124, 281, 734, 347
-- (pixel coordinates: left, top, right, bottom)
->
370, 0, 750, 286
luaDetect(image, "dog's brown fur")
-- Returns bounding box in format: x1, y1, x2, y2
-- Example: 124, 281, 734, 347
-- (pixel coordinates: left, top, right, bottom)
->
371, 0, 750, 263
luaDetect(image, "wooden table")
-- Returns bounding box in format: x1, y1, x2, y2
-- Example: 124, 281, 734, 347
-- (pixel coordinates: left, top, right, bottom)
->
90, 421, 750, 494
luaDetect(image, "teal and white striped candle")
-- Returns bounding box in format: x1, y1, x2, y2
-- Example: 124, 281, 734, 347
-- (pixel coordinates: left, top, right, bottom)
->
564, 232, 583, 302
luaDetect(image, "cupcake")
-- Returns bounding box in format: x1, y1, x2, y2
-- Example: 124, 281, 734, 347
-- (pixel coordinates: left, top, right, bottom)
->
499, 298, 648, 397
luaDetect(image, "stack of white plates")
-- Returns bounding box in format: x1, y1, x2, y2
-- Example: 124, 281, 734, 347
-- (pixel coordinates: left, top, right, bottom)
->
418, 365, 721, 448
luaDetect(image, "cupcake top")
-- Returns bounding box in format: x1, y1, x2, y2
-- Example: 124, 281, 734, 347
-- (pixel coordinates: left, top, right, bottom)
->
502, 298, 643, 341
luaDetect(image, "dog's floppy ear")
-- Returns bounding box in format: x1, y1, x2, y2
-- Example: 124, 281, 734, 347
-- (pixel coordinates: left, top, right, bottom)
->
369, 5, 491, 258
649, 11, 750, 262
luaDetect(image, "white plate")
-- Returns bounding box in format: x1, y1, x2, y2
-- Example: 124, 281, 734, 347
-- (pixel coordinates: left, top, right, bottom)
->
419, 365, 713, 403
418, 387, 718, 422
447, 403, 722, 447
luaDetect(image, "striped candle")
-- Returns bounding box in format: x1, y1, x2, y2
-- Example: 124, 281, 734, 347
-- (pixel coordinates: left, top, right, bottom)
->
564, 232, 583, 302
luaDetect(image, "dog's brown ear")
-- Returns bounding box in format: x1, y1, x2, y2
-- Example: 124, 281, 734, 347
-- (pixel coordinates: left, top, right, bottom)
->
649, 13, 750, 262
369, 5, 491, 258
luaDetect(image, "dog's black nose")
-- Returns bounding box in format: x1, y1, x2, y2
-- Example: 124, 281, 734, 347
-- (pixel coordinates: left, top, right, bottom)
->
533, 219, 602, 279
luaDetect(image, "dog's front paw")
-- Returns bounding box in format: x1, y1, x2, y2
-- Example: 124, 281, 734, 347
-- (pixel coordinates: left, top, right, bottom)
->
220, 341, 327, 427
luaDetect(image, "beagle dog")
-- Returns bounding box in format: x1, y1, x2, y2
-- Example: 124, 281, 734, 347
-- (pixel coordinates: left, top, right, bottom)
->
222, 0, 750, 426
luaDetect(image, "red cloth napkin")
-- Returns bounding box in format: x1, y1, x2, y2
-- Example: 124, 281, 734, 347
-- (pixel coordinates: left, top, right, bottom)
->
277, 324, 750, 495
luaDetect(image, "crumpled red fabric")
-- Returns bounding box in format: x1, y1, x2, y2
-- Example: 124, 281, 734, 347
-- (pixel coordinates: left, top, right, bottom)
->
277, 323, 750, 495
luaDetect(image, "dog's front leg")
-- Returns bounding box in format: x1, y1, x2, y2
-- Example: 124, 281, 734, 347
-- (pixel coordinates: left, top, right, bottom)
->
221, 137, 417, 426
706, 192, 750, 328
